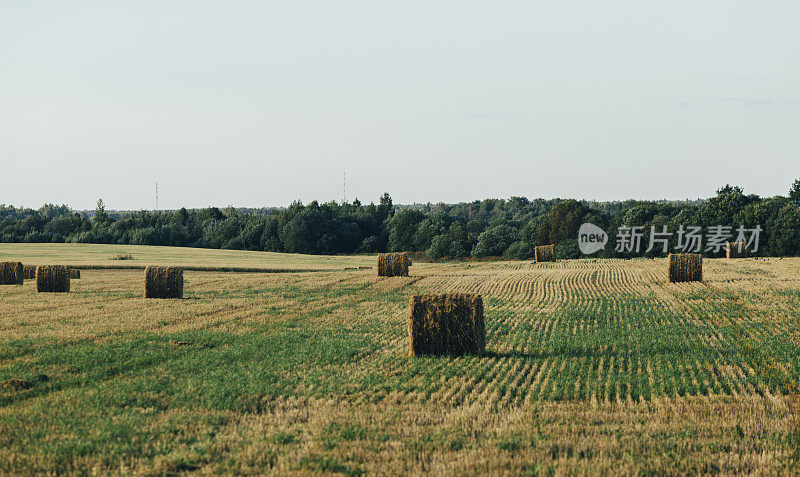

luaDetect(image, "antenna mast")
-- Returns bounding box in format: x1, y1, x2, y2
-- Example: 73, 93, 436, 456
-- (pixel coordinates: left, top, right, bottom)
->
343, 170, 347, 203
155, 181, 159, 210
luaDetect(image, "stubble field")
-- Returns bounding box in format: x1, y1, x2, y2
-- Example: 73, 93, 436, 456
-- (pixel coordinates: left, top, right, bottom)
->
1, 244, 799, 475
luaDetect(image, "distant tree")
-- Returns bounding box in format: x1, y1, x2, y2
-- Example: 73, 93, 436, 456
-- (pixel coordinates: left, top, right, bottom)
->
447, 223, 470, 257
260, 216, 283, 252
281, 208, 325, 254
174, 207, 189, 226
377, 193, 393, 222
472, 224, 517, 258
503, 241, 536, 259
771, 203, 800, 256
790, 179, 800, 202
38, 203, 71, 219
93, 199, 110, 224
716, 184, 744, 196
465, 220, 484, 234
541, 200, 589, 245
388, 209, 425, 251
358, 235, 379, 253
508, 196, 529, 210
734, 196, 789, 256
519, 216, 546, 243
701, 185, 758, 227
5, 188, 800, 258
198, 207, 225, 222
427, 234, 453, 260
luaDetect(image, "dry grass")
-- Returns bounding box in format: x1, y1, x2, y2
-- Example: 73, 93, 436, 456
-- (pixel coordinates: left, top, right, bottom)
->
0, 243, 374, 270
0, 246, 799, 474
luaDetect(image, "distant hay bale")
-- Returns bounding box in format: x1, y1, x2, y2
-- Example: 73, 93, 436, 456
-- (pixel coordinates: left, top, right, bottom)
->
144, 266, 184, 299
535, 244, 556, 263
668, 253, 703, 283
377, 252, 410, 277
23, 265, 37, 280
0, 262, 23, 285
408, 293, 485, 356
69, 268, 81, 279
726, 242, 748, 259
35, 265, 70, 293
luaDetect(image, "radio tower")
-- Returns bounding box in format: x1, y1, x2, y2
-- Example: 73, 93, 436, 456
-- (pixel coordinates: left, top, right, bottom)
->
343, 170, 347, 203
155, 181, 159, 210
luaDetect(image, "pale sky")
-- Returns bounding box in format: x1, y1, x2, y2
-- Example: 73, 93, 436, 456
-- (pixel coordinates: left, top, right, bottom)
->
2, 1, 799, 210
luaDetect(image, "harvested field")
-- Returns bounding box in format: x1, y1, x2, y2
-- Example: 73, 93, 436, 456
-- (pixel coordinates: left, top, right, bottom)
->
0, 243, 373, 270
0, 245, 799, 474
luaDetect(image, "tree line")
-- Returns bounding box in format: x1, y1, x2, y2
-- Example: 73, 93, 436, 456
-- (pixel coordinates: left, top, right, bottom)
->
2, 182, 800, 259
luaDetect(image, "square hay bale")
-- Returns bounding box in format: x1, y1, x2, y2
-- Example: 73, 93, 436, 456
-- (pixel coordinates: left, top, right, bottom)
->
0, 262, 23, 285
535, 244, 556, 263
726, 242, 748, 259
408, 293, 485, 356
377, 252, 410, 277
668, 253, 703, 283
36, 265, 70, 293
144, 266, 184, 299
69, 268, 81, 279
23, 265, 37, 280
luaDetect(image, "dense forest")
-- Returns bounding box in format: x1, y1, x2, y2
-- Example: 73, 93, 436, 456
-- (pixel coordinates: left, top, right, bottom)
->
2, 181, 800, 259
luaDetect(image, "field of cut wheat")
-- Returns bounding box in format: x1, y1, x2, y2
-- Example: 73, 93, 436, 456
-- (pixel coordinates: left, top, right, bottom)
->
1, 244, 799, 474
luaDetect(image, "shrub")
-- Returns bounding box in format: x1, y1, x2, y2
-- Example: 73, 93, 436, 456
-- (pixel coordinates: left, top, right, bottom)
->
472, 225, 517, 258
427, 235, 453, 260
503, 241, 536, 260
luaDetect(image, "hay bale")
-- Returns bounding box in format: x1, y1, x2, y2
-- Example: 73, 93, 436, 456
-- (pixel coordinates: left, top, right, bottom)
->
726, 242, 748, 259
144, 266, 184, 298
69, 268, 81, 279
668, 253, 703, 283
535, 244, 556, 263
22, 265, 37, 280
0, 262, 23, 285
35, 265, 70, 292
408, 293, 485, 356
377, 252, 410, 277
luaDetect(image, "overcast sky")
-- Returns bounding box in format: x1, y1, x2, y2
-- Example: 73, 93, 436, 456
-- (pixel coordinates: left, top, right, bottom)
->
2, 1, 798, 210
